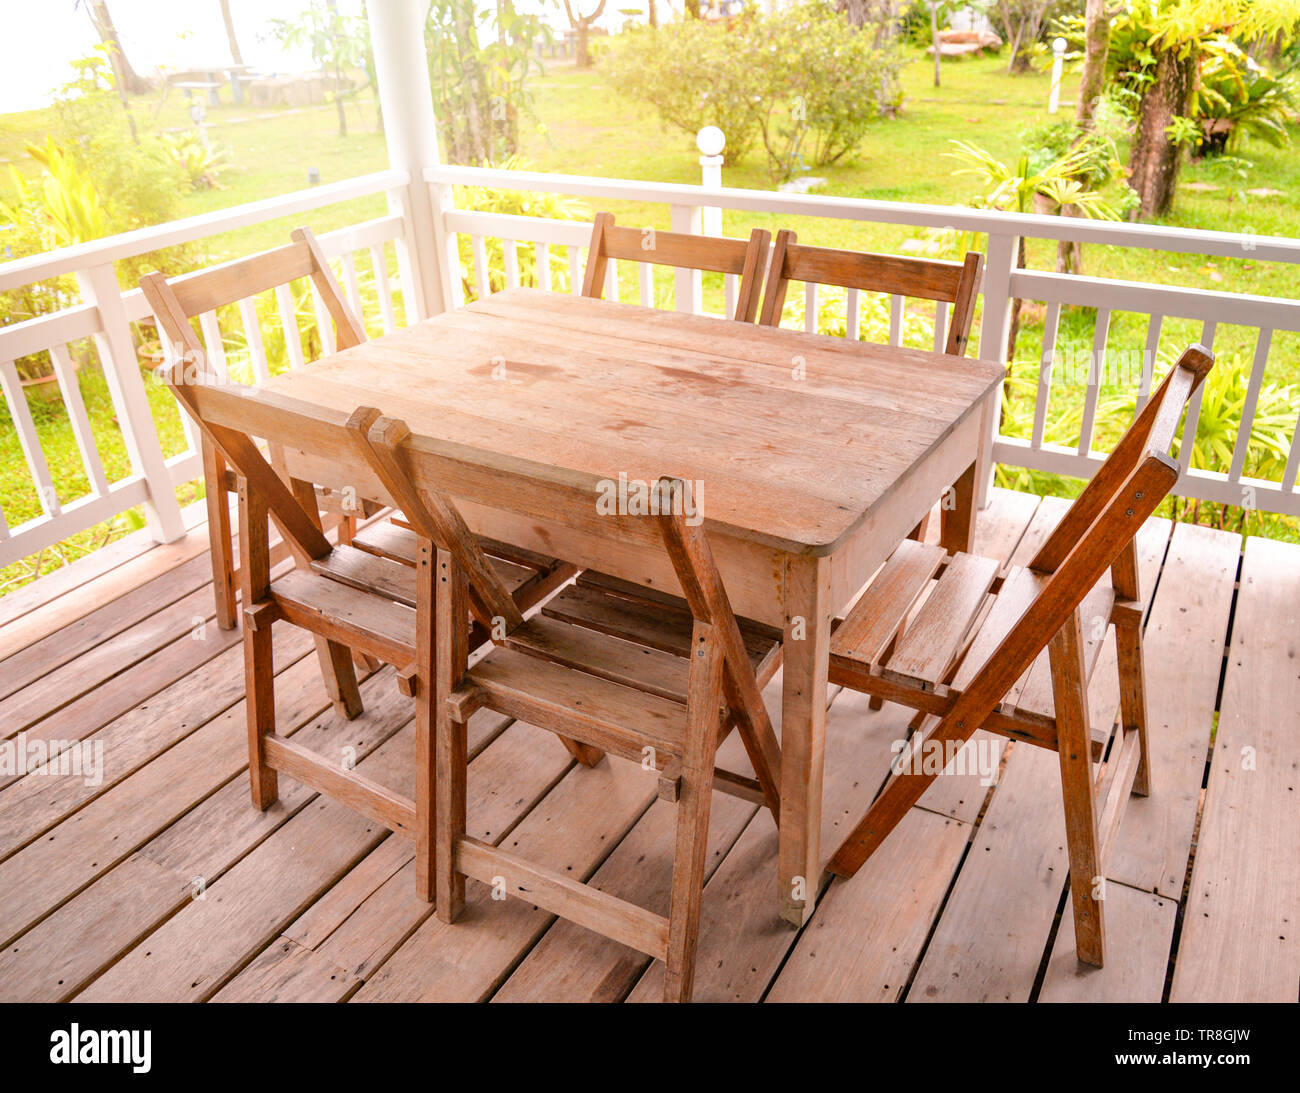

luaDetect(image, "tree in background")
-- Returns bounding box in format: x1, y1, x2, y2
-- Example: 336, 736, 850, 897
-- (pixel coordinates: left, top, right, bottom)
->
270, 1, 366, 137
219, 0, 245, 65
425, 0, 551, 163
1120, 0, 1299, 218
563, 0, 608, 67
1074, 0, 1110, 126
990, 0, 1066, 75
81, 0, 150, 94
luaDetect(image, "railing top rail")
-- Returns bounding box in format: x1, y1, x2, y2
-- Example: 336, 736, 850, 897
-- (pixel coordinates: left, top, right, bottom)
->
425, 164, 1300, 266
0, 169, 409, 292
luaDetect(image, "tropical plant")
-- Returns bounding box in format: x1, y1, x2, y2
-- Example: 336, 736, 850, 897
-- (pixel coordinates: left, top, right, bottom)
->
155, 131, 231, 190
1082, 0, 1300, 217
269, 1, 367, 137
948, 137, 1121, 360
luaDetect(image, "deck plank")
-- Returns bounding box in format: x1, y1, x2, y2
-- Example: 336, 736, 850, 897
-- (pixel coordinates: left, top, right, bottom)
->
0, 669, 429, 1000
490, 732, 757, 1003
350, 747, 660, 1002
1107, 522, 1241, 899
1170, 536, 1300, 1003
0, 551, 216, 703
0, 627, 314, 859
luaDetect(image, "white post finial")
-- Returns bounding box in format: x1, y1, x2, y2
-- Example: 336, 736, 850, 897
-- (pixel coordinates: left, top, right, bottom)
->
1049, 37, 1067, 115
697, 127, 724, 236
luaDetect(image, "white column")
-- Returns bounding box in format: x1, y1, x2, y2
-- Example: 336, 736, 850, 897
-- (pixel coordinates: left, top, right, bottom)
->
697, 127, 724, 237
1048, 37, 1067, 114
367, 0, 452, 319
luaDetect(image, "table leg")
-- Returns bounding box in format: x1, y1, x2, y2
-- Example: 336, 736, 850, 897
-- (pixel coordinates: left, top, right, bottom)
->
940, 460, 978, 554
778, 553, 832, 927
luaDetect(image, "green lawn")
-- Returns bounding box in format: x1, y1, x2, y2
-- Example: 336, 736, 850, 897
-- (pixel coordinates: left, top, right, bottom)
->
2, 47, 1298, 593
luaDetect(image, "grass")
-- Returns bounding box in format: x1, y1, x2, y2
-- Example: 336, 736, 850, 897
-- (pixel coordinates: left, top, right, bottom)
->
2, 46, 1298, 593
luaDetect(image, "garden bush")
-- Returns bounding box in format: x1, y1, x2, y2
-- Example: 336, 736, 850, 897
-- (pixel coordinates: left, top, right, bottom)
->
601, 4, 905, 179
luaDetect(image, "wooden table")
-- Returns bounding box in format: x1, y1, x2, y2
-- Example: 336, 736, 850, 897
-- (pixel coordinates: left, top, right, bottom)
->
259, 287, 1004, 925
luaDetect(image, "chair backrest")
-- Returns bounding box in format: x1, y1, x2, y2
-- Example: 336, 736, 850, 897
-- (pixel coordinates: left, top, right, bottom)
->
147, 225, 365, 376
957, 344, 1215, 720
353, 414, 781, 803
758, 229, 984, 357
581, 212, 772, 322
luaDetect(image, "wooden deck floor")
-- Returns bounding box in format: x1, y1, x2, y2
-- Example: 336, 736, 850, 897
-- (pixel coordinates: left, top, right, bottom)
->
1, 488, 1296, 1003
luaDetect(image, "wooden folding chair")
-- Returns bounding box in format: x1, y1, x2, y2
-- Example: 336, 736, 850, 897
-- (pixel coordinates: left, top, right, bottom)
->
355, 419, 784, 1000
138, 331, 609, 899
824, 344, 1215, 967
144, 233, 578, 703
582, 212, 771, 322
760, 229, 985, 544
143, 227, 375, 635
759, 229, 983, 356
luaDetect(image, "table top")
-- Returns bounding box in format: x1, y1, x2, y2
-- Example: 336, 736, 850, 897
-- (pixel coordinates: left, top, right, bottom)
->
261, 288, 1003, 555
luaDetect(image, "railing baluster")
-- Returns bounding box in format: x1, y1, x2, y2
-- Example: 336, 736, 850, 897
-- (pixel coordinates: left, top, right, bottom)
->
724, 273, 737, 320
472, 235, 490, 300
1179, 320, 1218, 473
1077, 307, 1111, 456
1281, 407, 1300, 496
933, 301, 948, 354
50, 342, 109, 496
568, 245, 581, 296
237, 296, 270, 382
846, 288, 861, 340
76, 263, 185, 542
341, 251, 364, 321
369, 243, 397, 334
638, 262, 653, 308
1134, 313, 1163, 417
198, 311, 230, 381
889, 294, 904, 347
0, 358, 62, 516
804, 282, 817, 334
605, 258, 619, 302
1031, 300, 1061, 449
504, 240, 520, 290
275, 283, 306, 370
536, 242, 552, 293
669, 204, 702, 313
309, 282, 336, 356
1227, 327, 1273, 486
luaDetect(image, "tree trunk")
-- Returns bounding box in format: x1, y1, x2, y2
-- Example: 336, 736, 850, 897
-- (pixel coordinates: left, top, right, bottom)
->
1128, 46, 1196, 219
1075, 0, 1110, 128
931, 4, 941, 88
648, 0, 656, 26
87, 0, 150, 95
219, 0, 244, 65
576, 21, 591, 67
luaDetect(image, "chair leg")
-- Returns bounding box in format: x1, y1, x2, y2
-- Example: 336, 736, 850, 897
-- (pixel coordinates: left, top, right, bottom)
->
1115, 621, 1152, 797
1049, 613, 1107, 967
238, 481, 277, 810
664, 622, 724, 1003
434, 710, 467, 921
203, 439, 236, 630
433, 545, 470, 919
314, 637, 365, 720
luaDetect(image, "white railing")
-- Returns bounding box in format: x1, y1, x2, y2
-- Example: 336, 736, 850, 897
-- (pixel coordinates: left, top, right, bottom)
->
3, 162, 1298, 580
0, 169, 421, 568
426, 164, 1300, 518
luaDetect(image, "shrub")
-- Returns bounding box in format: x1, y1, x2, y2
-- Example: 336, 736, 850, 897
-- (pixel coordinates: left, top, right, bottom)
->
601, 6, 905, 177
